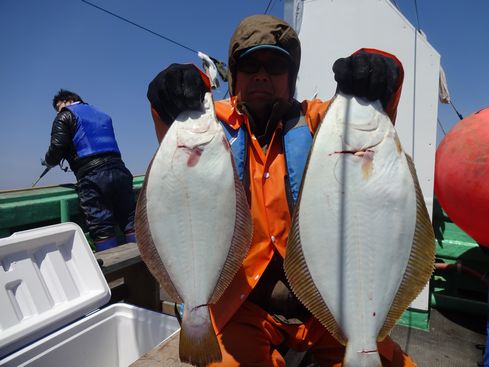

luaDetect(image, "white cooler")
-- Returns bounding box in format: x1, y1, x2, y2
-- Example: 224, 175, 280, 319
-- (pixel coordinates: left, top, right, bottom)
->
0, 222, 180, 366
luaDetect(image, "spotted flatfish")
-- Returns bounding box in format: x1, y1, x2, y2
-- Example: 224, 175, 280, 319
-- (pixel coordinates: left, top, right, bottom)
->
285, 93, 435, 367
136, 93, 252, 366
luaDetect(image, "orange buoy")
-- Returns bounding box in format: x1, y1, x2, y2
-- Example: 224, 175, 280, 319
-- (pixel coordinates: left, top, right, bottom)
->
434, 107, 489, 248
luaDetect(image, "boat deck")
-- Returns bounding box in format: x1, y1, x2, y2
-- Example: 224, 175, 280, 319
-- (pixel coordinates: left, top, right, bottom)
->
129, 304, 486, 367
290, 307, 487, 366
98, 243, 487, 367
391, 308, 486, 367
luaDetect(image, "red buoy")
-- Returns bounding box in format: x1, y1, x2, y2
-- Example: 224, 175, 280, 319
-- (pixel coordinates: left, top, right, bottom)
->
434, 107, 489, 248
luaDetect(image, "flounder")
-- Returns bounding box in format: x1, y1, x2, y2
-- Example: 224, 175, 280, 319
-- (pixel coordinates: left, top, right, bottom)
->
284, 93, 435, 367
136, 93, 252, 366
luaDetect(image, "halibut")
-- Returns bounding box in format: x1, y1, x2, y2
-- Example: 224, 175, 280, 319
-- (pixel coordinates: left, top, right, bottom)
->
284, 93, 435, 367
136, 93, 252, 366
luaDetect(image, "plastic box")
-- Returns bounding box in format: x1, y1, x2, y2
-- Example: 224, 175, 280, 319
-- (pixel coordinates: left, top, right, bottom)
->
0, 223, 180, 366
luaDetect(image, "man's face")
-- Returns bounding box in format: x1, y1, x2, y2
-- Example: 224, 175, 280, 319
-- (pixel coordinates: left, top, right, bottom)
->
234, 49, 290, 117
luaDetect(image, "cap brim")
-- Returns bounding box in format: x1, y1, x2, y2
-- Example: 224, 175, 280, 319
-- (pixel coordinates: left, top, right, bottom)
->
239, 44, 291, 59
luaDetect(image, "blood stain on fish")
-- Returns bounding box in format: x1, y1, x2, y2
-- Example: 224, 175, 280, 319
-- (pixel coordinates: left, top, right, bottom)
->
361, 150, 374, 179
177, 145, 204, 167
187, 147, 203, 167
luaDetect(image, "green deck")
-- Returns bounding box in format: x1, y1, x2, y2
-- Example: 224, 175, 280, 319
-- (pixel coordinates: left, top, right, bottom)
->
398, 200, 489, 330
431, 200, 489, 317
1, 181, 487, 330
0, 175, 144, 244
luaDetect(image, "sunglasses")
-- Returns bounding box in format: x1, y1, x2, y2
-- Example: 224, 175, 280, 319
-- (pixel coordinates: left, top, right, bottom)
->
237, 57, 290, 76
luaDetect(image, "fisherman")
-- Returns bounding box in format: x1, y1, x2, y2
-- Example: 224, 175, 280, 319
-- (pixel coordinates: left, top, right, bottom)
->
147, 14, 416, 366
42, 89, 136, 251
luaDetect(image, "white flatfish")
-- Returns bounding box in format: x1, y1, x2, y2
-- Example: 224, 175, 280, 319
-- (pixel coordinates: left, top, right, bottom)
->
285, 93, 435, 367
136, 93, 252, 366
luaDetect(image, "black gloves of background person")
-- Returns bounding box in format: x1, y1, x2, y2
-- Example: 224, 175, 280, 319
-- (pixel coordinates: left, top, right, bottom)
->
332, 50, 400, 109
147, 63, 209, 126
40, 158, 52, 168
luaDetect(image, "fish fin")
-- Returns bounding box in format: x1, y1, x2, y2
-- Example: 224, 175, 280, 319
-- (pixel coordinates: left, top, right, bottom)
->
378, 153, 435, 339
284, 201, 347, 345
179, 308, 222, 365
210, 157, 253, 303
135, 156, 183, 303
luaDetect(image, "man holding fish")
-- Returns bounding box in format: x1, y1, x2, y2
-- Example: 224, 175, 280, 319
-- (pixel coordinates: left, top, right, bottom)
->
143, 14, 429, 367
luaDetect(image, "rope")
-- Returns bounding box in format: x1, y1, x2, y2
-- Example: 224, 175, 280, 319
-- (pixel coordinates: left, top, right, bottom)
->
437, 118, 447, 136
413, 0, 421, 32
264, 0, 274, 14
449, 100, 464, 120
81, 0, 198, 54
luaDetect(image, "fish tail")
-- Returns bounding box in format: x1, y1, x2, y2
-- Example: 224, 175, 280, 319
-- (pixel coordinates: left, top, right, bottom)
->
343, 342, 382, 367
179, 306, 222, 365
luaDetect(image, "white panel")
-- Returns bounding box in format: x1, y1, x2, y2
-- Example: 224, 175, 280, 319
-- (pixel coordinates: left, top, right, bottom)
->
289, 0, 440, 311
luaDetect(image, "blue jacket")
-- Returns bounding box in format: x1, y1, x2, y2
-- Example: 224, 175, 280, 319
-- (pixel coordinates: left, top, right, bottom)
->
66, 103, 120, 158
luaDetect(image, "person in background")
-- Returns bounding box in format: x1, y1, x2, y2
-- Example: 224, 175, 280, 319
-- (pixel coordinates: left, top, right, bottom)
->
147, 14, 414, 366
42, 89, 136, 251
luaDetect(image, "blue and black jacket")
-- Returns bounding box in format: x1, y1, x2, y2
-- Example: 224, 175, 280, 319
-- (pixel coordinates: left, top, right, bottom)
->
44, 102, 124, 178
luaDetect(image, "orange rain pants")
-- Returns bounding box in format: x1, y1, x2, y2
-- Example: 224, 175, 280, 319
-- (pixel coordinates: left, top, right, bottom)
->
209, 301, 416, 367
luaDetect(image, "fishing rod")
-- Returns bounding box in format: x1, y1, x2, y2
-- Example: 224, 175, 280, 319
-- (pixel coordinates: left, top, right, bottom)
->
32, 167, 51, 188
32, 158, 72, 187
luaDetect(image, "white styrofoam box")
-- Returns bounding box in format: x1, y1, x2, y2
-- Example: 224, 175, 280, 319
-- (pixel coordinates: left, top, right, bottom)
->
0, 222, 111, 357
0, 303, 180, 367
0, 223, 181, 366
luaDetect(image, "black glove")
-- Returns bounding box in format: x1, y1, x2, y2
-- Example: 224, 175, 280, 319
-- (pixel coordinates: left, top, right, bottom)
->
40, 158, 53, 168
332, 50, 400, 108
147, 63, 209, 125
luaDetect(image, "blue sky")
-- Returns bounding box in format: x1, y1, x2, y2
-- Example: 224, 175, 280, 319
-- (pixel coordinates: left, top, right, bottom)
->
1, 0, 488, 190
